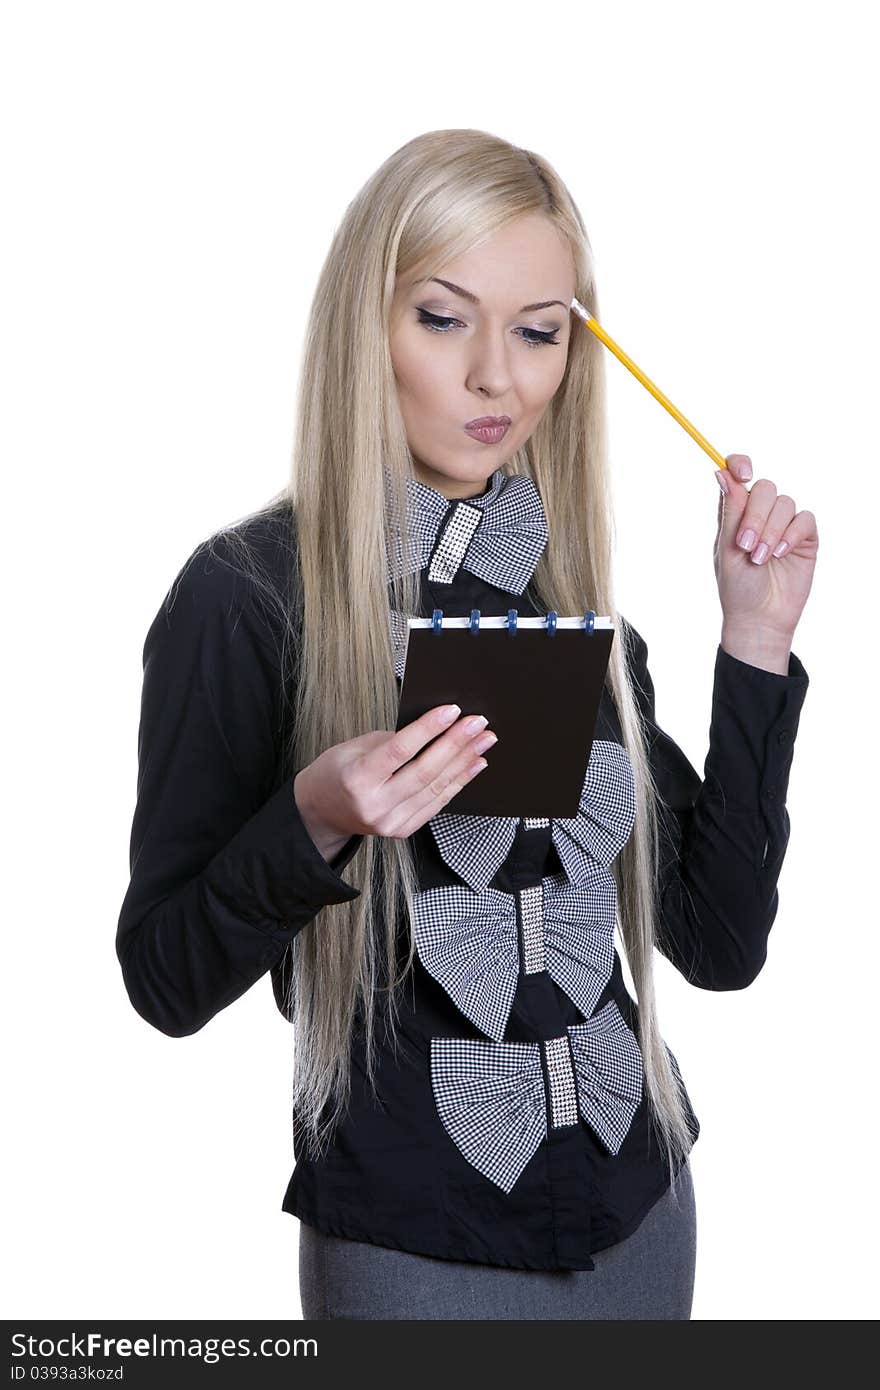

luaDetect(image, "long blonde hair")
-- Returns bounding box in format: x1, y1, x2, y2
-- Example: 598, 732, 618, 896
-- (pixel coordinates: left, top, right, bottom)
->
217, 128, 695, 1193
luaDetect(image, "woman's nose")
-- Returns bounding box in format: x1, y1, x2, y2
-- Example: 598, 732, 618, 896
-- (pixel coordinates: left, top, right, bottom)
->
465, 334, 515, 398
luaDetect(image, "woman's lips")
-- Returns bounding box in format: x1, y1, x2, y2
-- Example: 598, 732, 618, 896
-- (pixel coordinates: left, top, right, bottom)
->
464, 418, 511, 444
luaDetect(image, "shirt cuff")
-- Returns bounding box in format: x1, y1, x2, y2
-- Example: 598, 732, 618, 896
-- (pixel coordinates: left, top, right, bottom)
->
203, 777, 363, 935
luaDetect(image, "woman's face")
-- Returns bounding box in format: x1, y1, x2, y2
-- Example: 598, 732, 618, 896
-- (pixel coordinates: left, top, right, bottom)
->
389, 213, 577, 499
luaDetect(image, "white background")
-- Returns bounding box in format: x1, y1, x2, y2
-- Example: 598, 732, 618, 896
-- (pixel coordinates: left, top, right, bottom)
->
3, 0, 874, 1322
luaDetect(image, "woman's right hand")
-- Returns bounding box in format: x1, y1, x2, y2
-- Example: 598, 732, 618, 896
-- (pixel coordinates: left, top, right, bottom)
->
293, 704, 498, 862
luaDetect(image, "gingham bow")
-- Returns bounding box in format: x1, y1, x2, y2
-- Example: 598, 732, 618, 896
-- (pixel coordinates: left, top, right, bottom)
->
429, 739, 638, 893
430, 999, 644, 1193
387, 465, 549, 681
411, 869, 619, 1041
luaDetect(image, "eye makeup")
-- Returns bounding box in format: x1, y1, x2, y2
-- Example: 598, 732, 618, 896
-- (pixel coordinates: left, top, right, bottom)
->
415, 307, 561, 349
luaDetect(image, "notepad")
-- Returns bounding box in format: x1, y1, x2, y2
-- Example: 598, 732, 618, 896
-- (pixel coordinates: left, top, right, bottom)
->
395, 611, 615, 816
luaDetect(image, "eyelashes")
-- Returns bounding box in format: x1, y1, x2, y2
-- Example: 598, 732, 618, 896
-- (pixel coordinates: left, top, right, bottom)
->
415, 308, 561, 349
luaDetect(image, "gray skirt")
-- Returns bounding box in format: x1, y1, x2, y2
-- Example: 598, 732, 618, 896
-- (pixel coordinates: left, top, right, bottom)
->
298, 1160, 696, 1320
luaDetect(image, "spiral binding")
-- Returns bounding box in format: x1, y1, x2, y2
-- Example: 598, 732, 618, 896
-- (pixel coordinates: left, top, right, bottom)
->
430, 608, 597, 636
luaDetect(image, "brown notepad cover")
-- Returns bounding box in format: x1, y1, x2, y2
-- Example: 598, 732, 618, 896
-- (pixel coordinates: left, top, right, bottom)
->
395, 623, 615, 816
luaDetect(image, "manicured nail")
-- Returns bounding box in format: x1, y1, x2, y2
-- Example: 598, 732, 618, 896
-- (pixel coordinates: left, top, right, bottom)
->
462, 714, 488, 735
751, 542, 769, 564
740, 460, 753, 480
473, 732, 498, 755
773, 540, 789, 558
715, 469, 730, 495
738, 529, 756, 551
439, 704, 461, 724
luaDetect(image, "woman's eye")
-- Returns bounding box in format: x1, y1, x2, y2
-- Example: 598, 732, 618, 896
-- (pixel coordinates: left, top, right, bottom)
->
415, 309, 460, 334
415, 308, 560, 349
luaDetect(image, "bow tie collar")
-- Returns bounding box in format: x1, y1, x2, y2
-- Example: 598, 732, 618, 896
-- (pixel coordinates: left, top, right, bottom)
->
387, 466, 549, 682
385, 465, 549, 594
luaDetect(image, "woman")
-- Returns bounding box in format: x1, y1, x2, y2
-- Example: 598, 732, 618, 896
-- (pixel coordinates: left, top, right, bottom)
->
116, 129, 816, 1319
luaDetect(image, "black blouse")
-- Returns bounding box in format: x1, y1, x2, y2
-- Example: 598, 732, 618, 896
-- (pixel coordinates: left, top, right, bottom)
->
116, 470, 810, 1272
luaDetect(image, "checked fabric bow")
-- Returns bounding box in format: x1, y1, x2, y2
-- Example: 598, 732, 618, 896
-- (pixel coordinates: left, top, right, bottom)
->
385, 464, 549, 589
386, 465, 549, 681
428, 737, 638, 893
411, 868, 620, 1042
430, 999, 645, 1193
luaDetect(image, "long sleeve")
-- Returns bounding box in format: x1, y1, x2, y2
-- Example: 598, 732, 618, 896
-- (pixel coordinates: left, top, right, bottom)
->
116, 535, 363, 1038
621, 619, 810, 991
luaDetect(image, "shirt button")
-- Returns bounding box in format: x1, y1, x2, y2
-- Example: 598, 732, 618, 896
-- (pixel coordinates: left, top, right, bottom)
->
777, 729, 790, 745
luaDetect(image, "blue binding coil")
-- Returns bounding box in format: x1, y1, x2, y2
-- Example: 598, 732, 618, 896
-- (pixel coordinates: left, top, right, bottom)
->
432, 607, 595, 636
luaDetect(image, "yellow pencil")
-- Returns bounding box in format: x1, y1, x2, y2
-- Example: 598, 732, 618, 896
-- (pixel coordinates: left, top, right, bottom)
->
570, 297, 729, 471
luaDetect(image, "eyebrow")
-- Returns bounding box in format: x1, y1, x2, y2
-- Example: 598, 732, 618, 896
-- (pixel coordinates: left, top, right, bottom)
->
421, 277, 568, 314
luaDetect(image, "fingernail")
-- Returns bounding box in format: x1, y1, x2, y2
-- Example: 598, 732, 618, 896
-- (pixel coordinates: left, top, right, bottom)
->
773, 540, 789, 558
715, 469, 730, 495
740, 461, 753, 481
439, 704, 461, 723
738, 528, 756, 551
751, 542, 769, 564
462, 714, 488, 735
473, 732, 498, 755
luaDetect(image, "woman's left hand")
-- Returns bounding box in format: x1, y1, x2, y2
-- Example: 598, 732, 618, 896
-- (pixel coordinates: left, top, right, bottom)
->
714, 453, 819, 644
